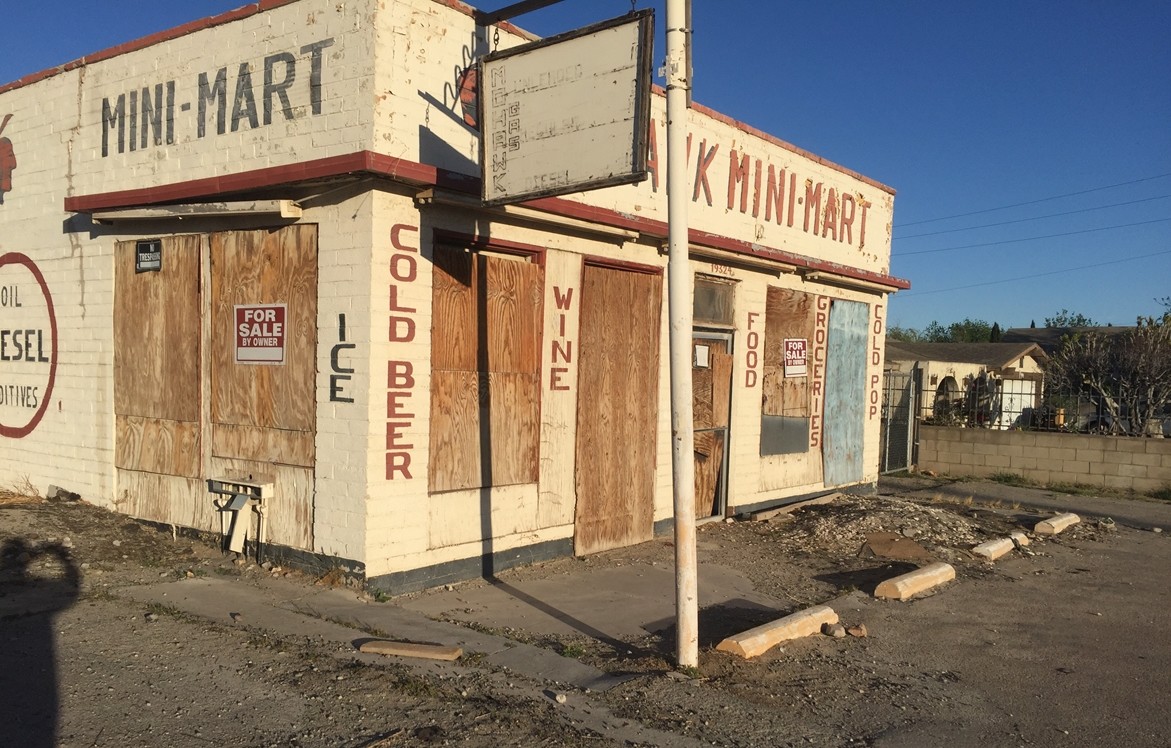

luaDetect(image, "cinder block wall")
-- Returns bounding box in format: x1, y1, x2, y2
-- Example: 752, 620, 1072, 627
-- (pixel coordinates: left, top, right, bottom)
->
918, 425, 1171, 493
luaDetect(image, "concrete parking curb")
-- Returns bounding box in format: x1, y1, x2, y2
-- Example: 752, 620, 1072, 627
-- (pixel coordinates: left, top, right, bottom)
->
972, 537, 1015, 561
973, 530, 1034, 562
716, 604, 838, 658
1034, 513, 1081, 535
874, 562, 956, 601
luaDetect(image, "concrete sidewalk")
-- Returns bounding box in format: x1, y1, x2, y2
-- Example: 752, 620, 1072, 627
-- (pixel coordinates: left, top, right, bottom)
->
120, 544, 790, 690
122, 575, 631, 691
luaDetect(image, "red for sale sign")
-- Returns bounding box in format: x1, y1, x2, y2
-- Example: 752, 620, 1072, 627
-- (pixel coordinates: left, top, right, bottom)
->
783, 338, 808, 377
235, 304, 287, 364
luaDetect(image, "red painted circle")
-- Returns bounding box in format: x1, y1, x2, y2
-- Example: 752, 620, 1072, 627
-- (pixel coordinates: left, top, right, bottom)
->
0, 252, 57, 439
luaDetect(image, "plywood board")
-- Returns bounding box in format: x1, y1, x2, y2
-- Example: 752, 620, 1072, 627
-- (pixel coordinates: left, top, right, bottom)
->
115, 415, 200, 478
207, 226, 317, 551
762, 287, 815, 418
428, 371, 540, 493
210, 226, 318, 432
115, 470, 206, 529
574, 264, 661, 556
430, 248, 543, 373
113, 235, 203, 526
484, 255, 542, 374
112, 237, 197, 420
429, 248, 476, 371
211, 423, 314, 468
428, 248, 542, 494
692, 339, 730, 431
358, 640, 462, 661
113, 235, 201, 422
693, 430, 725, 518
693, 361, 714, 430
711, 352, 733, 428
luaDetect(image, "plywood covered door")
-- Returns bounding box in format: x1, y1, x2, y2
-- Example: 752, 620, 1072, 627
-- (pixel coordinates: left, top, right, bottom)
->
114, 235, 203, 524
209, 225, 318, 549
693, 336, 732, 519
822, 299, 868, 487
427, 247, 542, 494
573, 263, 662, 555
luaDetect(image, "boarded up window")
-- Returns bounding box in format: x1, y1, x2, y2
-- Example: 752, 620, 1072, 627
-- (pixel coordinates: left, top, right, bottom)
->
209, 226, 318, 468
114, 235, 202, 478
428, 246, 542, 493
760, 287, 817, 455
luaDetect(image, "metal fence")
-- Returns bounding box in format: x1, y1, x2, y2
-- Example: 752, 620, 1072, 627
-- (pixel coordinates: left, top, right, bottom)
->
920, 375, 1171, 438
880, 370, 915, 473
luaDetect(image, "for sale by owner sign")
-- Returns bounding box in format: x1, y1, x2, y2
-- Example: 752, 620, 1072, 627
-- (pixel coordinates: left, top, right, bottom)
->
783, 338, 808, 377
235, 304, 287, 364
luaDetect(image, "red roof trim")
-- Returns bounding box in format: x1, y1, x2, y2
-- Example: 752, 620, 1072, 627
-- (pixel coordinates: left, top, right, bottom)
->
0, 1, 301, 95
65, 149, 909, 291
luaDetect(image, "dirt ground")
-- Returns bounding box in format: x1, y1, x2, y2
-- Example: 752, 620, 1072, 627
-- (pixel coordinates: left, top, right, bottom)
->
1, 482, 1163, 747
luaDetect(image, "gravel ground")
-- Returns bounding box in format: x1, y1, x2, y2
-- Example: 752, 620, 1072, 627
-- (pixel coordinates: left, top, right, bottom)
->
2, 485, 1166, 747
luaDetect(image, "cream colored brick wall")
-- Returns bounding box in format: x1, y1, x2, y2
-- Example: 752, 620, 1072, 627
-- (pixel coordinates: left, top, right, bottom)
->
918, 425, 1171, 492
69, 0, 375, 197
0, 69, 118, 502
0, 0, 379, 517
310, 191, 375, 562
363, 192, 433, 574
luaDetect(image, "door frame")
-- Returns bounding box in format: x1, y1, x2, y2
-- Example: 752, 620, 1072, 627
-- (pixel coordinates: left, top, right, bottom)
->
694, 328, 734, 521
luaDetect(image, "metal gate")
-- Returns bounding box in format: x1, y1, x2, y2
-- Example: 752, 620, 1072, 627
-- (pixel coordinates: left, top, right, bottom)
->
879, 369, 916, 474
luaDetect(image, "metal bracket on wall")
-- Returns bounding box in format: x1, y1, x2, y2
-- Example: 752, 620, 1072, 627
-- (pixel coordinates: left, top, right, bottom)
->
207, 475, 275, 563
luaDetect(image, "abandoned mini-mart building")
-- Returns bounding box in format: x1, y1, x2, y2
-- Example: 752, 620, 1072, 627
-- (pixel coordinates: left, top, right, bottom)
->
0, 0, 907, 592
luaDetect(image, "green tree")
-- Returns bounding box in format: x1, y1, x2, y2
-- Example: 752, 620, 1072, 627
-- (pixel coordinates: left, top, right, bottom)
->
886, 325, 923, 342
1044, 309, 1097, 328
922, 318, 997, 343
989, 322, 1002, 342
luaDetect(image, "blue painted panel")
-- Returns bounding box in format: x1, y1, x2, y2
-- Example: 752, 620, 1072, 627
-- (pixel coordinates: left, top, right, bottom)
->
823, 299, 869, 486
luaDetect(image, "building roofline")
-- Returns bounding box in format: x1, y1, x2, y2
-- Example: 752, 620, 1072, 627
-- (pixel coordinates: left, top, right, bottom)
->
2, 0, 895, 197
63, 149, 910, 291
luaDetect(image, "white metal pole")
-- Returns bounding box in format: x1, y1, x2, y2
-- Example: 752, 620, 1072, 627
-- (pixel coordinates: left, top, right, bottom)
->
665, 0, 698, 669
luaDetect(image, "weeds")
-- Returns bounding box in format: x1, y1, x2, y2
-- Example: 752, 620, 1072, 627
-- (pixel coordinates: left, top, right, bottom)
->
559, 643, 586, 659
987, 472, 1036, 488
145, 601, 185, 618
0, 476, 41, 505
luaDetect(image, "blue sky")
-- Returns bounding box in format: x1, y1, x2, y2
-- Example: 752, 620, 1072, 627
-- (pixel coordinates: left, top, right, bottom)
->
4, 1, 1168, 332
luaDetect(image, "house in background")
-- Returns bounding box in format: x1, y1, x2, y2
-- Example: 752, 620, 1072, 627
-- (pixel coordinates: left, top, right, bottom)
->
1001, 326, 1128, 353
1003, 326, 1169, 436
885, 341, 1047, 430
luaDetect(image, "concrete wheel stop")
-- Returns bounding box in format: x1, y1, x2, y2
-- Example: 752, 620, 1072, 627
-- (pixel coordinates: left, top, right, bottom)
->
873, 561, 955, 601
716, 604, 839, 658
